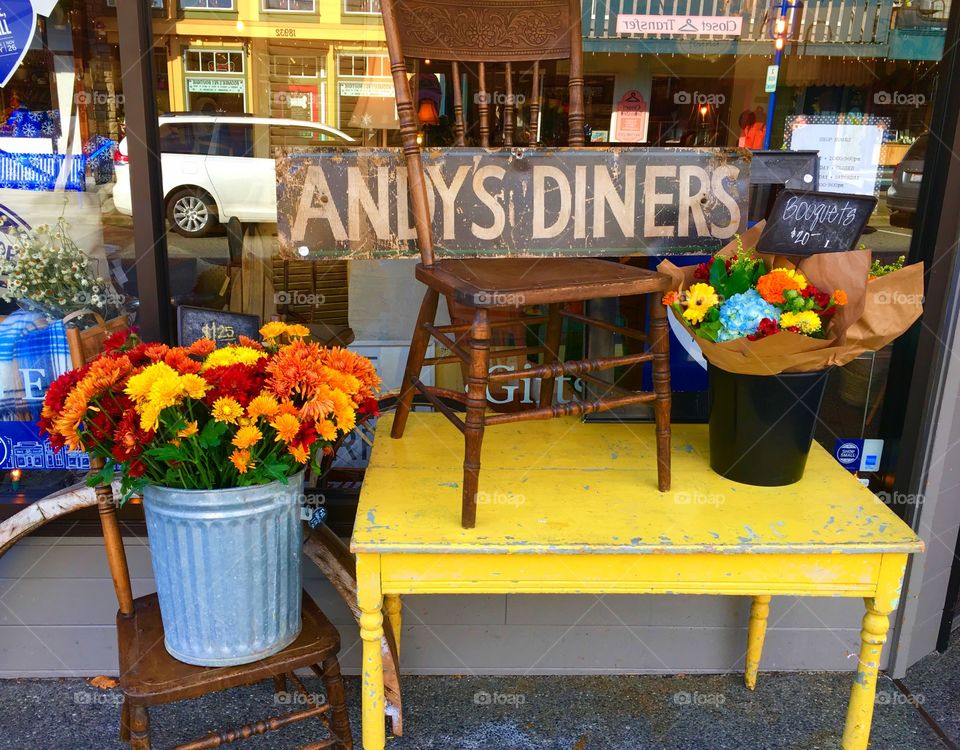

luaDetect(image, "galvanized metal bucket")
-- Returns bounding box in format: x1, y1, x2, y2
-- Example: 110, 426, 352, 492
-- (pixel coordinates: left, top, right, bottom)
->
142, 472, 304, 667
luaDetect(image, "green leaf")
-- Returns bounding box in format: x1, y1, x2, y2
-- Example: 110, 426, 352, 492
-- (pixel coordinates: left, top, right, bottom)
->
198, 419, 229, 448
708, 257, 728, 293
146, 445, 186, 462
726, 267, 753, 296
86, 460, 116, 488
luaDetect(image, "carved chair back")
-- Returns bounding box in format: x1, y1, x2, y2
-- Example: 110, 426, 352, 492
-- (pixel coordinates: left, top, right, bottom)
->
380, 0, 585, 267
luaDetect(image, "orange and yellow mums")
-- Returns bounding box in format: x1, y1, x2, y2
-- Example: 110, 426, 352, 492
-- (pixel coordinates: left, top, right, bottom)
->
38, 322, 380, 500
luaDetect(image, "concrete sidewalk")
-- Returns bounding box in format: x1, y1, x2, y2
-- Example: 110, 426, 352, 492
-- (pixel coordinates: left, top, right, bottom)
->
1, 635, 956, 749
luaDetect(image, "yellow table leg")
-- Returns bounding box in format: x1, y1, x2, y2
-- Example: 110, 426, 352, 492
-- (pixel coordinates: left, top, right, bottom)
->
384, 594, 402, 659
744, 594, 771, 690
357, 554, 386, 750
842, 554, 907, 750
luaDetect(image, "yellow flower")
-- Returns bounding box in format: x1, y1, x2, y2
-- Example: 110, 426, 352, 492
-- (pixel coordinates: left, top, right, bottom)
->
147, 370, 184, 411
178, 421, 198, 438
270, 412, 301, 443
212, 397, 244, 424
682, 283, 720, 325
247, 394, 280, 420
125, 362, 178, 402
232, 425, 263, 450
230, 448, 254, 474
770, 267, 808, 289
780, 310, 822, 334
200, 346, 266, 372
180, 374, 209, 399
138, 402, 163, 432
288, 443, 310, 464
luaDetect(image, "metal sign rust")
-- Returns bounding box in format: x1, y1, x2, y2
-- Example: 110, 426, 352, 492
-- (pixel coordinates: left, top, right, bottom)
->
276, 147, 750, 259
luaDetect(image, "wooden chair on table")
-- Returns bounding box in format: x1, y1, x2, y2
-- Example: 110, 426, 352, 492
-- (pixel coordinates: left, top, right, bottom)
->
69, 319, 353, 750
382, 0, 673, 528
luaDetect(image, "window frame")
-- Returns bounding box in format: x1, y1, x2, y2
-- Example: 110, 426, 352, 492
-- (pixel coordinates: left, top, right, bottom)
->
342, 0, 380, 16
261, 0, 317, 12
179, 0, 237, 11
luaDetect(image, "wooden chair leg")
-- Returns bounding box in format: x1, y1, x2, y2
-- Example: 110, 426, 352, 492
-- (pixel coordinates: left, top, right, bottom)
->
129, 704, 150, 750
119, 696, 131, 742
320, 657, 354, 750
462, 309, 491, 528
650, 295, 671, 492
273, 673, 287, 696
392, 288, 440, 439
538, 304, 563, 409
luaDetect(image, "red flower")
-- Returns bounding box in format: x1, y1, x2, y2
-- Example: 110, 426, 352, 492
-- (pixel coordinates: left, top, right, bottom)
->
127, 459, 147, 478
358, 397, 380, 417
103, 327, 139, 353
813, 289, 831, 308
202, 363, 266, 407
747, 317, 781, 341
693, 262, 710, 280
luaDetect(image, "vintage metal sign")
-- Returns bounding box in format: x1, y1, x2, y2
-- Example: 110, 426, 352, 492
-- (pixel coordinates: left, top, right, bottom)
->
276, 147, 750, 259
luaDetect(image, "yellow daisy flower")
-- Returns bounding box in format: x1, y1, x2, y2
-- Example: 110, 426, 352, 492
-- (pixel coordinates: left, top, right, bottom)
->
212, 396, 244, 424
177, 421, 198, 438
682, 283, 720, 325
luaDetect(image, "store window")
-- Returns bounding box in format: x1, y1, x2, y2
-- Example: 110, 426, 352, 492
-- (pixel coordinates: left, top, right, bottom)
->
270, 53, 326, 121
184, 49, 246, 112
263, 0, 316, 11
343, 0, 380, 14
106, 0, 165, 7
180, 0, 235, 10
336, 53, 394, 142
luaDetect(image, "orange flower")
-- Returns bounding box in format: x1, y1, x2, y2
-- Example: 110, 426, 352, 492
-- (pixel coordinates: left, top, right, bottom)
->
834, 289, 848, 305
756, 271, 803, 304
230, 448, 254, 474
177, 421, 198, 438
238, 335, 265, 350
247, 394, 280, 420
317, 419, 337, 442
319, 347, 381, 401
232, 425, 263, 450
188, 339, 216, 356
270, 412, 301, 443
288, 443, 309, 463
662, 290, 679, 306
143, 343, 170, 361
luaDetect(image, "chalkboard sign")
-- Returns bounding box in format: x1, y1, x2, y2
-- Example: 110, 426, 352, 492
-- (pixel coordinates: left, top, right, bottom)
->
177, 306, 262, 348
757, 189, 877, 255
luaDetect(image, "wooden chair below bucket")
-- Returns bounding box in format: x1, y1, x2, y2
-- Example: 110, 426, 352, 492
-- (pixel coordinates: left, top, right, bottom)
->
68, 321, 353, 750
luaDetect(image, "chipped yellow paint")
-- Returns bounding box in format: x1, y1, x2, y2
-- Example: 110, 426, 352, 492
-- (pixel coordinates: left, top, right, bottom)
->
352, 414, 924, 555
351, 414, 923, 750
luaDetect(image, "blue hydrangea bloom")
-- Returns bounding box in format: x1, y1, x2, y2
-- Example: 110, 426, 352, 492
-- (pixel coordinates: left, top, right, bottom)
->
717, 288, 780, 342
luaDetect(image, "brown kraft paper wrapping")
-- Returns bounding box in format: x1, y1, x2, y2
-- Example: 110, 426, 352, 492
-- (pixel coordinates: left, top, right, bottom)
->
656, 220, 924, 375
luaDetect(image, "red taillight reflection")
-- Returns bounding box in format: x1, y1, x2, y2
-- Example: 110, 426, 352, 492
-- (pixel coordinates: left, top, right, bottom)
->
114, 149, 128, 166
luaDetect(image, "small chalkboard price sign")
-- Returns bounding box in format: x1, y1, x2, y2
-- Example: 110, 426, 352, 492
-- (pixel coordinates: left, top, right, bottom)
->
177, 306, 262, 348
757, 189, 878, 255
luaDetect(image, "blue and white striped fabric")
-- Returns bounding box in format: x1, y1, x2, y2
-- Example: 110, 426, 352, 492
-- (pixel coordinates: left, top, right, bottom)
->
0, 310, 72, 421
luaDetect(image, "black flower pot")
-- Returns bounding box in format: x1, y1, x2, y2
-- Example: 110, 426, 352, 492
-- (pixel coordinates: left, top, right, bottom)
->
707, 364, 832, 486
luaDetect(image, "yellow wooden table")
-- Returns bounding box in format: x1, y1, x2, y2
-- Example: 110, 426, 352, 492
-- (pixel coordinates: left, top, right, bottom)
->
351, 413, 923, 749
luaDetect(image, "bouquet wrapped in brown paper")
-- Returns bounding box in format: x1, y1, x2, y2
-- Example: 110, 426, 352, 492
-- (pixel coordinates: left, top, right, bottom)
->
656, 222, 924, 375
